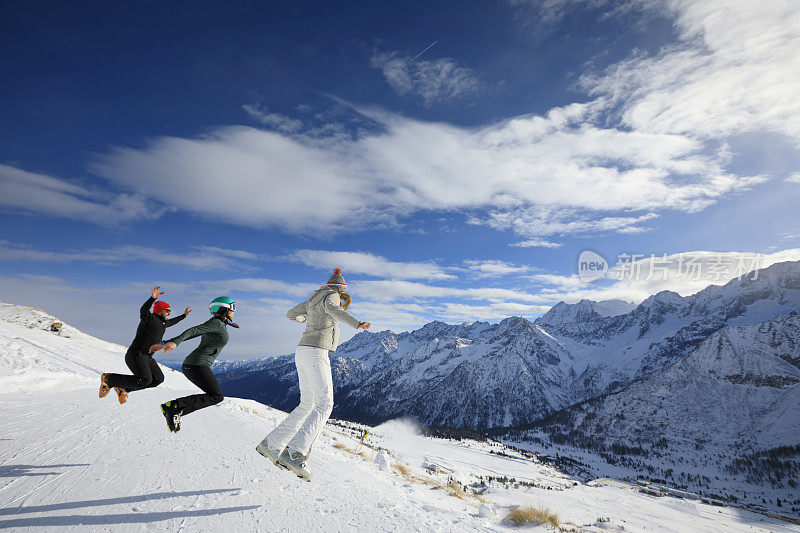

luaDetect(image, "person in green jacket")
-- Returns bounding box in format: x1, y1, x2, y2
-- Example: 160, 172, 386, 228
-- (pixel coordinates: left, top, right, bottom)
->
149, 296, 238, 433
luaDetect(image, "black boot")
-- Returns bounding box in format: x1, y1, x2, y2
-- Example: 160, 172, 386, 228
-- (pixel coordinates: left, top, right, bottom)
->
160, 401, 182, 433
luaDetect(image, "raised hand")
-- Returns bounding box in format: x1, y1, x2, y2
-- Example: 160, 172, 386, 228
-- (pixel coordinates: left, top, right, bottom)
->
184, 306, 192, 316
151, 285, 165, 299
358, 322, 371, 330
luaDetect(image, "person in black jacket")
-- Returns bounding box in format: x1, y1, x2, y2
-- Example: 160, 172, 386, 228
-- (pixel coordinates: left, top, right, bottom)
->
99, 285, 190, 404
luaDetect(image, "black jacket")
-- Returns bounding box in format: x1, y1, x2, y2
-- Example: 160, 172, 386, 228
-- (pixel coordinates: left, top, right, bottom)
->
128, 297, 186, 355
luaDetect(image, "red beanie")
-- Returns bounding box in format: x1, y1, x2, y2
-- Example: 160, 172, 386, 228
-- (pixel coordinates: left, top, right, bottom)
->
153, 301, 171, 314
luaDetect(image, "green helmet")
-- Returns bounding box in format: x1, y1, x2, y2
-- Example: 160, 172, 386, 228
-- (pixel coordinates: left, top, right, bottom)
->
209, 296, 236, 315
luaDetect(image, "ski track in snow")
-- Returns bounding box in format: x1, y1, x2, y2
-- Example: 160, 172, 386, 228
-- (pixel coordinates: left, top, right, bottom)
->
0, 304, 797, 532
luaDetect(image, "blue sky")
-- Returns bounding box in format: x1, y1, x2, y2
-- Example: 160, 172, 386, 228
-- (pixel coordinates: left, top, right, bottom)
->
1, 0, 799, 359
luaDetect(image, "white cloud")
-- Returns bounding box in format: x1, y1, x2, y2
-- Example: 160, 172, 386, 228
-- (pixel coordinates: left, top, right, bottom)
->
781, 230, 800, 242
370, 50, 485, 105
88, 98, 759, 239
289, 249, 454, 280
510, 238, 563, 249
574, 1, 800, 146
461, 259, 533, 278
0, 241, 259, 271
6, 1, 792, 247
353, 279, 545, 304
532, 248, 800, 304
439, 301, 551, 322
242, 103, 303, 133
0, 164, 155, 224
343, 300, 434, 333
786, 172, 800, 184
474, 207, 662, 246
200, 278, 318, 298
529, 273, 587, 290
510, 0, 646, 38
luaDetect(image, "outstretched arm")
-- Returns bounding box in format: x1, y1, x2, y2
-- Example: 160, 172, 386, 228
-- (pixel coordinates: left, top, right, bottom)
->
165, 307, 191, 327
286, 301, 308, 323
323, 293, 362, 329
165, 320, 219, 347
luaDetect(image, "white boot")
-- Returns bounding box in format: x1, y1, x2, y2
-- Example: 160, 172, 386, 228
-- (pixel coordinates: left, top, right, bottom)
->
278, 449, 312, 482
256, 440, 287, 470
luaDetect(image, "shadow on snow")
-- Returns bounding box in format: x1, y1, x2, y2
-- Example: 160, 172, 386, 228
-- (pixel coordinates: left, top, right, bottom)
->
0, 487, 260, 528
0, 464, 92, 478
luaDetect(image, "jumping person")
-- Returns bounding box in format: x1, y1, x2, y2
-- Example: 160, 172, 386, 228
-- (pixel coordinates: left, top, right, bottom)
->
99, 286, 190, 404
151, 296, 238, 433
256, 268, 370, 481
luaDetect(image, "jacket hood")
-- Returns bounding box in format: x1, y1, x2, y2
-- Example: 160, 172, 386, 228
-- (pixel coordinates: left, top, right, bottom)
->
308, 286, 335, 306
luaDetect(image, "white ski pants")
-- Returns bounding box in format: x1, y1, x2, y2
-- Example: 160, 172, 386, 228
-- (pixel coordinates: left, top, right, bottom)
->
264, 345, 334, 456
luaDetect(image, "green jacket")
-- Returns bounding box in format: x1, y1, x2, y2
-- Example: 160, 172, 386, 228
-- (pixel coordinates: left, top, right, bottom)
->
166, 317, 229, 367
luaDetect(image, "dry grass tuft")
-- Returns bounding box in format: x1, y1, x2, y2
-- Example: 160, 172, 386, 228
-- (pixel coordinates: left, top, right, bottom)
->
392, 462, 412, 477
505, 506, 560, 528
390, 463, 490, 504
334, 441, 374, 460
445, 480, 468, 500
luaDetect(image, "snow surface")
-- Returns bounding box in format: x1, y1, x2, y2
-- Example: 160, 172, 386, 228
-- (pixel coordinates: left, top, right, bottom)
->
0, 304, 796, 532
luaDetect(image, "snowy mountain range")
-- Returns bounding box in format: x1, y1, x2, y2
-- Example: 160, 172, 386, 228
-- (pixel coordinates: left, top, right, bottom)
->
498, 311, 800, 515
507, 312, 800, 449
214, 261, 800, 434
535, 298, 636, 326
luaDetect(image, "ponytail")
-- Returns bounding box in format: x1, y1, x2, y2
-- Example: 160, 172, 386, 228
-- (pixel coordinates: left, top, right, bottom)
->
339, 292, 351, 311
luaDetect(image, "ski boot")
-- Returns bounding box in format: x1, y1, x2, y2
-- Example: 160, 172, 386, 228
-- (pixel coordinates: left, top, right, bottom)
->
113, 387, 128, 404
278, 449, 312, 482
160, 401, 182, 433
256, 440, 287, 470
99, 373, 111, 398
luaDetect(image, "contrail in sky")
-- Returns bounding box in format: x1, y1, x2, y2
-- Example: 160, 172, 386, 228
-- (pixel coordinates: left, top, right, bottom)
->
406, 41, 438, 65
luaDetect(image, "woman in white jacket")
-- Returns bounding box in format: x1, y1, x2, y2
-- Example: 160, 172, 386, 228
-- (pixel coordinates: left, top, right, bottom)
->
257, 268, 370, 481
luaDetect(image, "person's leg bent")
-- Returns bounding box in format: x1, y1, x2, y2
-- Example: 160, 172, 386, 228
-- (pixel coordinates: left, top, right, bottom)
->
264, 346, 318, 451
171, 365, 224, 416
286, 347, 333, 456
105, 351, 153, 391
146, 357, 164, 389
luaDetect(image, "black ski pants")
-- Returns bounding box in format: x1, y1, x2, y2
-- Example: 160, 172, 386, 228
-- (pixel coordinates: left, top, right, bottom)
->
171, 364, 224, 416
106, 351, 164, 392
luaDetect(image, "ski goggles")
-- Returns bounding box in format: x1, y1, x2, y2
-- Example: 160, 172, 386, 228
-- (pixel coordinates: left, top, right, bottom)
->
210, 301, 236, 312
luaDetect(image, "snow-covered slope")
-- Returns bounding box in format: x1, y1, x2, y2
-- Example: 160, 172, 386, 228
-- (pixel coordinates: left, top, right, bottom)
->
1, 303, 796, 532
217, 261, 800, 430
0, 303, 187, 394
